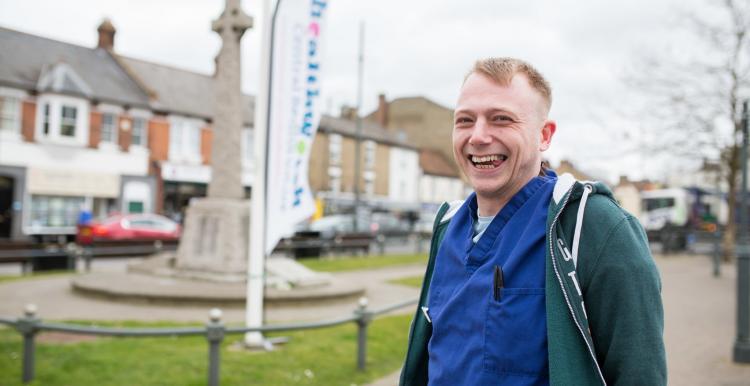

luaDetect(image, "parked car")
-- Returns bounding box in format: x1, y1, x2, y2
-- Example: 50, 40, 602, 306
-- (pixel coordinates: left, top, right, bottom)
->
76, 213, 181, 244
308, 214, 370, 239
369, 212, 411, 237
305, 212, 411, 239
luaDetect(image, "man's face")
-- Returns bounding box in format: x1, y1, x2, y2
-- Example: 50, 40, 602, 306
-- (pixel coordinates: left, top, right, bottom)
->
453, 72, 555, 206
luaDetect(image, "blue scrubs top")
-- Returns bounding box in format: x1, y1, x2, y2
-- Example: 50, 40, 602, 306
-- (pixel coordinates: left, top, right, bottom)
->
427, 174, 556, 385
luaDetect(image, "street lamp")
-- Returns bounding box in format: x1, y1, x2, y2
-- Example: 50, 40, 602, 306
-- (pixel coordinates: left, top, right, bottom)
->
735, 99, 750, 363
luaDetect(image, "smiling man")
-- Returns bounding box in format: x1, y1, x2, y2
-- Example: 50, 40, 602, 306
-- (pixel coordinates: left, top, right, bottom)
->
400, 58, 666, 386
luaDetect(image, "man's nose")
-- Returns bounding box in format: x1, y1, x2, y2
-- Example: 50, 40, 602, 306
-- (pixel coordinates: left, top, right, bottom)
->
468, 119, 491, 145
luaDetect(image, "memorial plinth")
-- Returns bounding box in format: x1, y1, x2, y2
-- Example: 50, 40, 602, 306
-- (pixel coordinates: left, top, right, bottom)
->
174, 198, 251, 281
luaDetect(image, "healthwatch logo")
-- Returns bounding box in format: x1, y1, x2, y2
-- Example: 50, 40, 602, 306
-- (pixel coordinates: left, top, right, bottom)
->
293, 0, 327, 208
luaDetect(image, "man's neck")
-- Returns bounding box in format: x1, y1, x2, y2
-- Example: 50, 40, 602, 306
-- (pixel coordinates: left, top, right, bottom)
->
475, 173, 539, 217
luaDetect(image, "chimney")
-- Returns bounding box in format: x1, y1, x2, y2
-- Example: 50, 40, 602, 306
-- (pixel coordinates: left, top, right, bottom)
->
97, 18, 116, 51
340, 105, 357, 120
376, 93, 389, 128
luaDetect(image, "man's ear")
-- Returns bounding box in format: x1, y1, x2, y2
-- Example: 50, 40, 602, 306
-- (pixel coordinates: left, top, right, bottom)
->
539, 120, 556, 151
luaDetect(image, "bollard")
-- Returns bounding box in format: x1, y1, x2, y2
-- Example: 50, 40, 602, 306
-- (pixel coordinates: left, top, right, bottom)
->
84, 247, 94, 273
355, 297, 372, 371
16, 304, 39, 384
206, 308, 225, 386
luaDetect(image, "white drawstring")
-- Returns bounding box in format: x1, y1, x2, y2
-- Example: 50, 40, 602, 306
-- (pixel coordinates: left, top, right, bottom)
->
571, 185, 593, 268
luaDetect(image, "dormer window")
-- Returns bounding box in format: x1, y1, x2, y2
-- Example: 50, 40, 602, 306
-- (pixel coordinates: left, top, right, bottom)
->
60, 105, 78, 137
35, 94, 89, 146
42, 104, 50, 135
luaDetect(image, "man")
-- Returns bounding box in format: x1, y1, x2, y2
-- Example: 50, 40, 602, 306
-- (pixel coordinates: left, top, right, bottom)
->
400, 58, 666, 385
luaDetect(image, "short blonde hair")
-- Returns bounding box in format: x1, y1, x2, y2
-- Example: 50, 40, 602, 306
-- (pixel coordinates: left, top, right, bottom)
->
467, 57, 552, 113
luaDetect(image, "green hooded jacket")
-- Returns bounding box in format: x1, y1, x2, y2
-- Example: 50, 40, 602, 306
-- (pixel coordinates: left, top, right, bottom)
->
399, 174, 667, 385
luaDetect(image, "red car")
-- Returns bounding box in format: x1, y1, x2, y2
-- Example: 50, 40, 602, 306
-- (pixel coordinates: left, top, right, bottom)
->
76, 214, 181, 244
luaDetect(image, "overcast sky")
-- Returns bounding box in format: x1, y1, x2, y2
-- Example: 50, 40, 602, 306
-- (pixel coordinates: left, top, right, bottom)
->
0, 0, 708, 183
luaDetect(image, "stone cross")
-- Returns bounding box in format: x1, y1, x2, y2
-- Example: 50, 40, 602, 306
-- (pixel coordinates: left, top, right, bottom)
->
208, 0, 253, 199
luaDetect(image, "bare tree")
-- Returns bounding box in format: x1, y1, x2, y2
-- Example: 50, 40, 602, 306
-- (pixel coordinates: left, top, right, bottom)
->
629, 0, 749, 259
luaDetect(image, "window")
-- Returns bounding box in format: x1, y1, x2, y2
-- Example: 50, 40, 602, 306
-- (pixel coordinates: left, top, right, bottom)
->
30, 195, 85, 228
364, 140, 376, 169
364, 171, 375, 196
169, 118, 202, 162
0, 96, 20, 133
42, 104, 50, 135
35, 95, 89, 145
131, 117, 147, 147
127, 201, 144, 214
60, 105, 77, 137
100, 113, 117, 143
328, 166, 342, 193
329, 134, 342, 165
643, 197, 675, 212
330, 175, 341, 193
242, 128, 254, 162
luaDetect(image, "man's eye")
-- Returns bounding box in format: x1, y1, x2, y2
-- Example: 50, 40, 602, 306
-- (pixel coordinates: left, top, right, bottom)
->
455, 117, 473, 125
492, 115, 513, 123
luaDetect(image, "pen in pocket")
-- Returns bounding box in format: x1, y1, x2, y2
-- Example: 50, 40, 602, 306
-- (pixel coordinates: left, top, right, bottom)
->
493, 265, 504, 301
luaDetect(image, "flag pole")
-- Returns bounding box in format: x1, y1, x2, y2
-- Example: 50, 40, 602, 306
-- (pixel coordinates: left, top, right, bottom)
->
245, 0, 279, 347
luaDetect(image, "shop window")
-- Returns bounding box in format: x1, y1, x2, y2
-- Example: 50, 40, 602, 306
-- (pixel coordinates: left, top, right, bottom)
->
30, 195, 85, 228
92, 197, 117, 220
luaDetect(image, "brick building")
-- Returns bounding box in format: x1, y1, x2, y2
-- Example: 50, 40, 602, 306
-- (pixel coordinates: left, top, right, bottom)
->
0, 22, 158, 240
0, 20, 429, 240
310, 112, 421, 215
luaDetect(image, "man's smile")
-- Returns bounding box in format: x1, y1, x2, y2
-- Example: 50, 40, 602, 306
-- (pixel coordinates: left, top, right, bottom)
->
469, 154, 507, 169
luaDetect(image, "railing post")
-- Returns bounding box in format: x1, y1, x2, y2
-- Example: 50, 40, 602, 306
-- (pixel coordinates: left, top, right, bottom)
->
376, 235, 385, 255
355, 297, 371, 371
713, 229, 721, 277
16, 304, 39, 384
206, 308, 225, 386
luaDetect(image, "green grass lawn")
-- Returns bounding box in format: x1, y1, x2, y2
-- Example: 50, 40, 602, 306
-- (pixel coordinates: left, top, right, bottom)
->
0, 270, 73, 284
298, 253, 427, 273
387, 275, 424, 288
0, 314, 412, 386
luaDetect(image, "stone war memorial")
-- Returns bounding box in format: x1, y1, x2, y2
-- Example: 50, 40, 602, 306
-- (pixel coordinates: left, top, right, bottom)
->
71, 0, 363, 306
174, 0, 253, 282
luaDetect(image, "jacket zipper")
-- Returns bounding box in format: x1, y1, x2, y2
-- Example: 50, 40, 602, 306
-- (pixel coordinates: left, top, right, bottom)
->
548, 188, 607, 386
400, 202, 451, 385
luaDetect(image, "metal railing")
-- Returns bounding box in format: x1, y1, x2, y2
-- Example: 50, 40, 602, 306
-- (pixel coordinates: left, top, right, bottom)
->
0, 297, 418, 385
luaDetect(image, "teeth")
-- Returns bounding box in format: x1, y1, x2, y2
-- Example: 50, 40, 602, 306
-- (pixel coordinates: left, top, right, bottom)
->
470, 154, 504, 163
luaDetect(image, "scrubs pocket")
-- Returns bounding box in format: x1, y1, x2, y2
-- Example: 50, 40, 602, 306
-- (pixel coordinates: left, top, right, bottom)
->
483, 287, 548, 378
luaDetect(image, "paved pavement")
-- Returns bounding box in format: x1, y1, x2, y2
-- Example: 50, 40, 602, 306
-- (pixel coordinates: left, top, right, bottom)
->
0, 258, 423, 323
2, 253, 750, 385
367, 254, 750, 386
